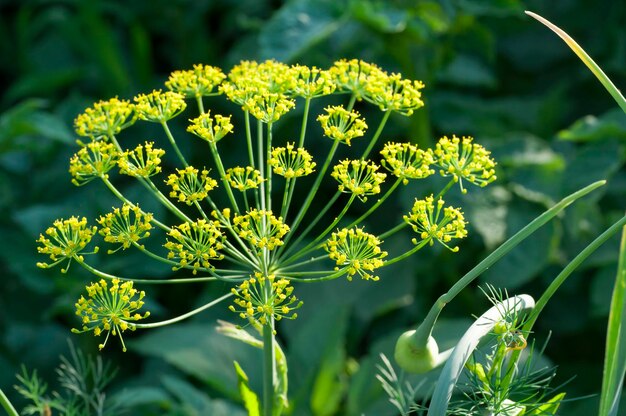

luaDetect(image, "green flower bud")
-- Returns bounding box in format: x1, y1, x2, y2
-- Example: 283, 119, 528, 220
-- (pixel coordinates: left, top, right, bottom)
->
394, 329, 440, 374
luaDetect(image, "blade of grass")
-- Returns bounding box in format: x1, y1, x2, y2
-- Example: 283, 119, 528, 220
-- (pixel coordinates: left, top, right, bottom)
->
525, 11, 626, 114
599, 223, 626, 416
0, 388, 19, 416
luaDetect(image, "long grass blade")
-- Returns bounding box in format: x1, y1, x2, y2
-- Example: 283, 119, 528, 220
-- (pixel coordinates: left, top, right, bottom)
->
525, 11, 626, 114
599, 224, 626, 416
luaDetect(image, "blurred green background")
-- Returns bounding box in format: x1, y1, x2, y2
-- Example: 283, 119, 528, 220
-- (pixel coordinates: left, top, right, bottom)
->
0, 0, 625, 414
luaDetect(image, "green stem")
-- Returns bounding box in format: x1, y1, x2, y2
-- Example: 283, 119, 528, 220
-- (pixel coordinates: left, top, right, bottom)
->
279, 191, 341, 261
414, 180, 605, 349
266, 122, 274, 212
0, 388, 18, 416
361, 110, 391, 160
135, 292, 234, 328
161, 120, 189, 167
196, 95, 205, 114
384, 239, 430, 267
282, 194, 356, 266
209, 142, 241, 214
280, 140, 341, 249
434, 179, 456, 200
379, 222, 408, 240
144, 179, 191, 223
263, 320, 276, 416
101, 176, 170, 231
75, 259, 229, 284
257, 120, 267, 212
500, 214, 626, 395
298, 97, 311, 148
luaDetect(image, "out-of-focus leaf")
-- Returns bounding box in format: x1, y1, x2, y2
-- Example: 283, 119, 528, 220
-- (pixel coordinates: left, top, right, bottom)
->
463, 186, 510, 250
131, 325, 262, 400
109, 386, 170, 408
558, 109, 626, 142
352, 0, 410, 34
233, 361, 260, 416
456, 0, 524, 16
258, 0, 346, 62
0, 99, 75, 149
286, 304, 349, 414
3, 69, 84, 105
160, 374, 215, 415
591, 265, 618, 317
310, 337, 347, 416
481, 200, 555, 289
436, 54, 496, 88
562, 140, 623, 196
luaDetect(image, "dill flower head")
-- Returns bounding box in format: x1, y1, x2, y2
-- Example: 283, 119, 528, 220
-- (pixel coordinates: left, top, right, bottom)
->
331, 159, 386, 202
97, 204, 153, 252
233, 209, 289, 251
225, 166, 264, 191
317, 105, 368, 145
363, 73, 425, 116
72, 278, 150, 352
165, 64, 226, 98
118, 142, 165, 178
433, 135, 497, 193
74, 97, 136, 140
380, 142, 435, 184
403, 195, 467, 251
133, 90, 187, 123
229, 272, 303, 326
288, 65, 336, 98
220, 60, 294, 106
324, 227, 387, 281
164, 219, 225, 274
69, 141, 119, 186
36, 216, 98, 272
244, 92, 295, 124
329, 59, 388, 100
166, 166, 218, 205
187, 111, 234, 143
268, 143, 316, 179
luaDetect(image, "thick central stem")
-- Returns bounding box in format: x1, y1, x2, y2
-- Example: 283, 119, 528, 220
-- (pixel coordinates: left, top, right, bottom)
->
262, 296, 276, 416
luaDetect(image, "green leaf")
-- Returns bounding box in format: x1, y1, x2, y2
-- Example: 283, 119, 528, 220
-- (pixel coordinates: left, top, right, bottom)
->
233, 361, 260, 416
558, 109, 626, 142
599, 225, 626, 416
258, 0, 346, 62
310, 339, 346, 416
131, 325, 262, 400
352, 0, 411, 34
529, 392, 566, 415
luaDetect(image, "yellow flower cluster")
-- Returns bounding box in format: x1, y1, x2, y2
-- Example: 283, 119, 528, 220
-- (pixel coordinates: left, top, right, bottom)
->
36, 216, 98, 272
166, 166, 218, 205
325, 227, 387, 281
433, 135, 497, 193
229, 272, 302, 325
225, 166, 264, 191
331, 159, 386, 202
403, 195, 467, 251
289, 65, 336, 98
220, 60, 296, 123
329, 59, 387, 101
245, 93, 295, 124
74, 97, 136, 140
364, 73, 425, 116
69, 141, 119, 186
317, 105, 368, 145
97, 204, 153, 252
187, 111, 234, 143
268, 143, 316, 179
165, 64, 226, 98
380, 142, 434, 184
118, 142, 165, 178
233, 209, 289, 251
165, 219, 225, 274
72, 278, 149, 352
133, 90, 187, 122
